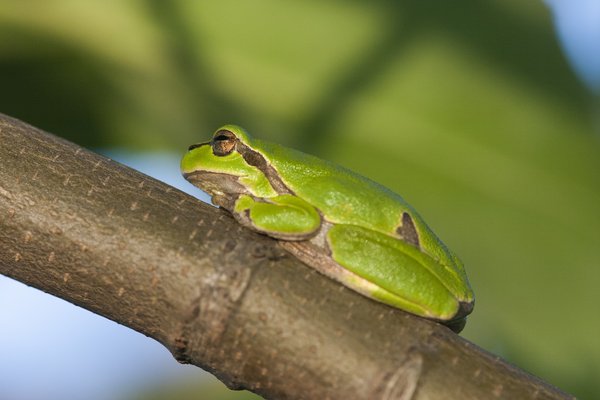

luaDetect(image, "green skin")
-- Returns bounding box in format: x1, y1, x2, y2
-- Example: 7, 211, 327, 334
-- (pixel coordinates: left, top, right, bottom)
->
181, 125, 474, 332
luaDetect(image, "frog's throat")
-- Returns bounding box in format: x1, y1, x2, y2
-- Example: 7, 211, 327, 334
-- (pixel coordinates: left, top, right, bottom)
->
236, 141, 294, 195
183, 170, 248, 197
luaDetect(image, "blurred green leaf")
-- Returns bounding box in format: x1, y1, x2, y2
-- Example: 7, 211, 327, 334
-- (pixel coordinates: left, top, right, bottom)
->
131, 375, 263, 400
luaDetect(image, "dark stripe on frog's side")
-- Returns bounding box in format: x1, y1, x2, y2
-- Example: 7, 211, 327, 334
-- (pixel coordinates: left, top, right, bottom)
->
236, 141, 294, 195
396, 212, 420, 249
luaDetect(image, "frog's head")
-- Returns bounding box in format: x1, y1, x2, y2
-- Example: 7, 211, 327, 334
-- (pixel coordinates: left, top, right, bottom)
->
181, 125, 278, 199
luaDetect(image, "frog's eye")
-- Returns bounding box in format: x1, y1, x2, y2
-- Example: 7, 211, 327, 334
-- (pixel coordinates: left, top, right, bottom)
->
211, 129, 237, 156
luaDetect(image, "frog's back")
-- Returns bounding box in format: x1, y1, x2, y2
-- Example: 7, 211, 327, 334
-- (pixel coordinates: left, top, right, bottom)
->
249, 136, 470, 294
253, 138, 418, 233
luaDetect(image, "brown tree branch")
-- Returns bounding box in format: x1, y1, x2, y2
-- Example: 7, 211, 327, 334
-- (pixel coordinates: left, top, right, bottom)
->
0, 114, 573, 399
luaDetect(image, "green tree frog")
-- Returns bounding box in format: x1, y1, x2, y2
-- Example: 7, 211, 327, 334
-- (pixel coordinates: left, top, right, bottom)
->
181, 125, 474, 332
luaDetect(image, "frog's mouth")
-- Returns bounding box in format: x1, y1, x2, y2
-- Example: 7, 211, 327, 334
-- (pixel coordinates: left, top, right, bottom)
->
183, 170, 249, 197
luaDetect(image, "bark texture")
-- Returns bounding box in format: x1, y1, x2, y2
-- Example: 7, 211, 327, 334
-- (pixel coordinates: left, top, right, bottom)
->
0, 114, 573, 399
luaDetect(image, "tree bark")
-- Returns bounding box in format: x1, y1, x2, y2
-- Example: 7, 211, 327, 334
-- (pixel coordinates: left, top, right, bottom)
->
0, 113, 573, 400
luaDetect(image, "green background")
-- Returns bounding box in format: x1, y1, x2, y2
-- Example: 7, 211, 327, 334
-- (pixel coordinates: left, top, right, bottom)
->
1, 1, 598, 398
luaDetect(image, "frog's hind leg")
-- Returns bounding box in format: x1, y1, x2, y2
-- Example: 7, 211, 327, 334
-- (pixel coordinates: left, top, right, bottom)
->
283, 223, 463, 326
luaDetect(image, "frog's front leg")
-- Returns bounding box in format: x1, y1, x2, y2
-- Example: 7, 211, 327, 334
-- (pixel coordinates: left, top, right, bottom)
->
230, 194, 321, 240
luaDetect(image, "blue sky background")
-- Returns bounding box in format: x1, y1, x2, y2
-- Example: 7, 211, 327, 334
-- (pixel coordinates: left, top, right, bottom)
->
545, 0, 600, 92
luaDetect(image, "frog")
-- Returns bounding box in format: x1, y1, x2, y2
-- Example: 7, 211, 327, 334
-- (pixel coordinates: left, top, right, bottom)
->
181, 125, 474, 332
